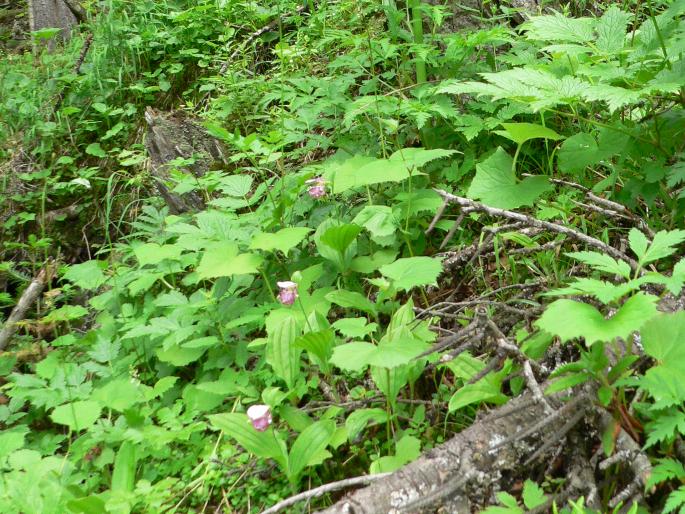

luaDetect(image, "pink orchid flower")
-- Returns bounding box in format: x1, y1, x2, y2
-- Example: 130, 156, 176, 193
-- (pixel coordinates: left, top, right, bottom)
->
246, 404, 272, 432
276, 281, 298, 306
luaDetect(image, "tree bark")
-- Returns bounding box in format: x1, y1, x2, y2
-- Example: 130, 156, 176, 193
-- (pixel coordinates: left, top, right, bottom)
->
27, 0, 78, 48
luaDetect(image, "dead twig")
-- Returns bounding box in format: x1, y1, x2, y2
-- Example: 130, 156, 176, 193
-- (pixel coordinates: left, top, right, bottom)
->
259, 473, 391, 514
433, 190, 640, 271
0, 261, 55, 351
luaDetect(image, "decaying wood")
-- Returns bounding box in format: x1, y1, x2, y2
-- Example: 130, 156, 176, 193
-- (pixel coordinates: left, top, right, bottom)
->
0, 261, 55, 351
27, 0, 78, 49
144, 107, 227, 213
314, 383, 649, 514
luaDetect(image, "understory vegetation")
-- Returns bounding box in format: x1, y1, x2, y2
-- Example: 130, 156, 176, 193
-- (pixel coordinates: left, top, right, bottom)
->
1, 0, 685, 512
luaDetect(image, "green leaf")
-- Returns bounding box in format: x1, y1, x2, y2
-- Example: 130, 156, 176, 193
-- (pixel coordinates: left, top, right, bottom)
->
266, 315, 302, 389
332, 317, 377, 339
133, 243, 182, 267
536, 294, 658, 344
522, 480, 547, 509
0, 427, 28, 460
467, 148, 552, 209
155, 345, 206, 366
330, 342, 377, 372
494, 123, 563, 145
565, 251, 632, 279
85, 143, 107, 158
330, 149, 456, 194
352, 206, 399, 246
644, 411, 685, 448
595, 6, 630, 54
287, 420, 335, 479
379, 257, 442, 291
325, 289, 377, 315
111, 442, 136, 493
345, 408, 388, 441
521, 14, 595, 43
218, 174, 253, 197
557, 133, 602, 175
250, 227, 312, 254
294, 330, 335, 373
634, 229, 685, 265
196, 242, 263, 279
319, 224, 362, 253
50, 401, 102, 431
63, 260, 107, 290
545, 372, 592, 394
208, 413, 287, 469
640, 312, 685, 363
647, 458, 685, 490
67, 496, 107, 514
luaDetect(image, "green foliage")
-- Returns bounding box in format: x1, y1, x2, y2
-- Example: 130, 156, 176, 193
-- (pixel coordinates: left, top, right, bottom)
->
2, 0, 685, 511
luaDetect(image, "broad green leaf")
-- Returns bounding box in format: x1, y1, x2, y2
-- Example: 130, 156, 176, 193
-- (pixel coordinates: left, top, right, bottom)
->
330, 342, 377, 372
50, 401, 102, 431
325, 289, 377, 315
41, 305, 89, 322
646, 459, 685, 490
85, 143, 107, 158
63, 260, 107, 290
640, 312, 685, 363
379, 257, 442, 291
565, 251, 632, 279
545, 372, 592, 394
595, 6, 631, 54
557, 133, 602, 175
331, 149, 456, 194
196, 242, 263, 279
628, 228, 649, 261
536, 293, 658, 344
218, 174, 252, 197
156, 344, 206, 366
332, 317, 377, 339
522, 14, 596, 43
133, 243, 182, 267
92, 378, 144, 412
294, 330, 335, 373
467, 148, 552, 209
494, 123, 563, 145
370, 434, 421, 473
319, 224, 361, 253
371, 365, 408, 405
66, 496, 107, 514
0, 427, 28, 460
250, 227, 312, 254
111, 442, 136, 493
266, 316, 301, 389
448, 380, 508, 412
352, 206, 398, 246
345, 408, 388, 441
208, 413, 287, 469
370, 338, 429, 368
288, 420, 335, 479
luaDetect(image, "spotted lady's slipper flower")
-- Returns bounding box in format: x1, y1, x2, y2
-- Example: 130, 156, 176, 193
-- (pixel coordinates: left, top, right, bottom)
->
305, 177, 327, 199
246, 404, 272, 432
276, 281, 298, 306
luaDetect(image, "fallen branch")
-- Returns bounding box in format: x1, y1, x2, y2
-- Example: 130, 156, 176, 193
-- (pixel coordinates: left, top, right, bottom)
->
433, 190, 640, 271
0, 261, 55, 351
260, 473, 391, 514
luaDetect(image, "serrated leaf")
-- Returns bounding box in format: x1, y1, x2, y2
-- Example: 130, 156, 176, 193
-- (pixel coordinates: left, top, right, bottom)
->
63, 260, 107, 290
644, 411, 685, 448
352, 205, 398, 246
638, 229, 685, 265
628, 228, 649, 261
595, 6, 630, 54
332, 317, 377, 338
50, 400, 102, 431
565, 251, 632, 279
536, 293, 658, 344
522, 480, 547, 509
133, 243, 182, 267
250, 227, 312, 254
196, 242, 263, 279
647, 458, 685, 490
379, 257, 442, 291
467, 148, 552, 209
494, 123, 563, 145
521, 14, 595, 43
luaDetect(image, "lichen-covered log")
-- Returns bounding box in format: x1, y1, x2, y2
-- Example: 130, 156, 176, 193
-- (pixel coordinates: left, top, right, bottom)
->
315, 385, 647, 514
144, 107, 227, 214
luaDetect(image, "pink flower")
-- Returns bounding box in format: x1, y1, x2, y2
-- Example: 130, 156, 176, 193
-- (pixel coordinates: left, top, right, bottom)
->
247, 404, 272, 432
305, 177, 327, 199
277, 281, 298, 306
